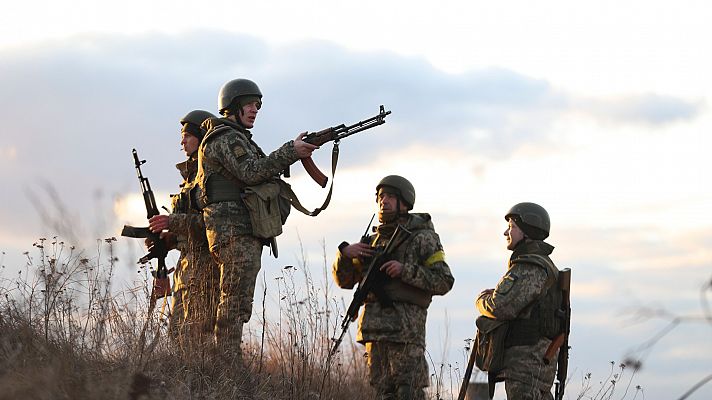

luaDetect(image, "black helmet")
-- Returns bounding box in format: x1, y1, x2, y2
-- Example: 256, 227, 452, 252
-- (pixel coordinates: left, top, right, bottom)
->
505, 202, 550, 240
218, 79, 262, 116
180, 110, 215, 141
376, 175, 416, 210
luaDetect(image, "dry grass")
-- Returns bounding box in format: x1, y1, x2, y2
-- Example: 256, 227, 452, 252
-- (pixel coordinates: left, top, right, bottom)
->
0, 237, 378, 400
1, 236, 653, 400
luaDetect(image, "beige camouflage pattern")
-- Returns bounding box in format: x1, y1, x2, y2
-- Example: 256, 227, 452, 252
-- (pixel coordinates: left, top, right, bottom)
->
196, 118, 299, 352
211, 233, 262, 349
333, 213, 454, 396
366, 341, 428, 400
166, 157, 220, 343
196, 117, 298, 237
476, 239, 558, 396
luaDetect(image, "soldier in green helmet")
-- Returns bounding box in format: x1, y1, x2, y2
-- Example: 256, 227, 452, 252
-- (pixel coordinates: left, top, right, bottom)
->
195, 78, 318, 361
476, 202, 561, 399
332, 175, 455, 400
148, 110, 220, 347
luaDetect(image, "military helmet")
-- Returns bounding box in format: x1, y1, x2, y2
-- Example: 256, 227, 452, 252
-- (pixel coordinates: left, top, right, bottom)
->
218, 78, 262, 115
376, 175, 416, 210
505, 202, 550, 240
180, 110, 216, 127
180, 109, 215, 141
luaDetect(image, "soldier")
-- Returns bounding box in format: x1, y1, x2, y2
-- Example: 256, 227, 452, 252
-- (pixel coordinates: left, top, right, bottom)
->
333, 175, 455, 400
476, 202, 560, 400
195, 78, 318, 358
148, 110, 220, 347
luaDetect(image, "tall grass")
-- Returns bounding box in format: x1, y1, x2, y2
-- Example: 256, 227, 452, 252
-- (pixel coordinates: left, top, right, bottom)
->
1, 236, 648, 400
0, 237, 378, 399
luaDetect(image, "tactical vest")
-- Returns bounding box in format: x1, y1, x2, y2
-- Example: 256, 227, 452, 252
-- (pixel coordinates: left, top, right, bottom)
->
370, 224, 434, 309
197, 122, 291, 239
504, 254, 563, 347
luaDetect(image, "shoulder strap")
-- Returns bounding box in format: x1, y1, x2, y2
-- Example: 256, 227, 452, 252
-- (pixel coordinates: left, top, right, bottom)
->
513, 254, 559, 294
282, 141, 342, 217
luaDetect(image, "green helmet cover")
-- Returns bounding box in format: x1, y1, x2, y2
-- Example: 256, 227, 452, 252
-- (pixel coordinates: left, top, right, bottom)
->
376, 175, 416, 210
218, 79, 263, 115
505, 202, 550, 240
180, 110, 216, 127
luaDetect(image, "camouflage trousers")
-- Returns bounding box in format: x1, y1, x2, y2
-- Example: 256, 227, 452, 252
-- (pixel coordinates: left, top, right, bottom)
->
500, 340, 557, 398
365, 341, 428, 400
169, 288, 186, 339
183, 250, 221, 347
505, 380, 554, 400
209, 233, 263, 355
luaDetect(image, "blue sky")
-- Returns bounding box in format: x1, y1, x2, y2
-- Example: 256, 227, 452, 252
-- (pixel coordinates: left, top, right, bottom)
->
1, 1, 711, 398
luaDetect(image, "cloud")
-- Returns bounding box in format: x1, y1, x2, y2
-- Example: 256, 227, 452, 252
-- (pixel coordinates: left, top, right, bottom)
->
1, 32, 710, 399
579, 94, 703, 126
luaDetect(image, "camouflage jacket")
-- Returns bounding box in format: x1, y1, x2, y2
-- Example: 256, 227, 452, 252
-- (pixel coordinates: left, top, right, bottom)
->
196, 118, 299, 242
476, 239, 558, 389
333, 213, 454, 346
167, 155, 211, 291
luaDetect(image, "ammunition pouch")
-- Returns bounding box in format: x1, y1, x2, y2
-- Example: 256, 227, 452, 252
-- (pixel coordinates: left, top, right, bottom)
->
242, 181, 285, 239
474, 316, 509, 373
203, 171, 292, 239
382, 280, 432, 308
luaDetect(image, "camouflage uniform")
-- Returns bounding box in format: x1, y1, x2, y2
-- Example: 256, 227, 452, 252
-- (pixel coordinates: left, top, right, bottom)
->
167, 155, 220, 345
333, 213, 455, 400
476, 239, 558, 400
196, 117, 299, 353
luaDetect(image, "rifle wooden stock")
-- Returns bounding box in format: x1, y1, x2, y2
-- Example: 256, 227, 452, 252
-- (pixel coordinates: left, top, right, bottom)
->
543, 333, 565, 364
301, 157, 328, 188
554, 268, 572, 400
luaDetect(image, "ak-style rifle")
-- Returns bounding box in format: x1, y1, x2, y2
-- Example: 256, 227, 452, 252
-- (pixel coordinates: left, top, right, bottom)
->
544, 268, 572, 400
296, 105, 391, 188
120, 149, 171, 300
328, 219, 411, 359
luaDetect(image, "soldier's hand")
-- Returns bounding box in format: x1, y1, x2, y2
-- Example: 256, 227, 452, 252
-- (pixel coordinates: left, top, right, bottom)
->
477, 288, 494, 300
341, 242, 375, 260
294, 132, 319, 159
149, 215, 169, 233
380, 260, 403, 278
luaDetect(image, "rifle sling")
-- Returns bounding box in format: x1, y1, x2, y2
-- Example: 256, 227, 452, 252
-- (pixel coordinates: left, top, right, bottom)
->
201, 140, 341, 217
282, 141, 340, 217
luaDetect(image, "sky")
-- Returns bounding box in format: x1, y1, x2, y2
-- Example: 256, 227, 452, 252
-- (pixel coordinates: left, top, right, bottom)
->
1, 1, 711, 398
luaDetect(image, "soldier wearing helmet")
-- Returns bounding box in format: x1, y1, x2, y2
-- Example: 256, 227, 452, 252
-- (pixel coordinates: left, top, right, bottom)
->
148, 110, 220, 347
332, 175, 454, 400
476, 202, 560, 399
195, 79, 318, 360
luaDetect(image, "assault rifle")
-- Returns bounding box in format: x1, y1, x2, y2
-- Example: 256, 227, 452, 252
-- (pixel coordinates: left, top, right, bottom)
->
296, 105, 391, 188
328, 220, 411, 359
120, 149, 171, 301
544, 268, 572, 400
